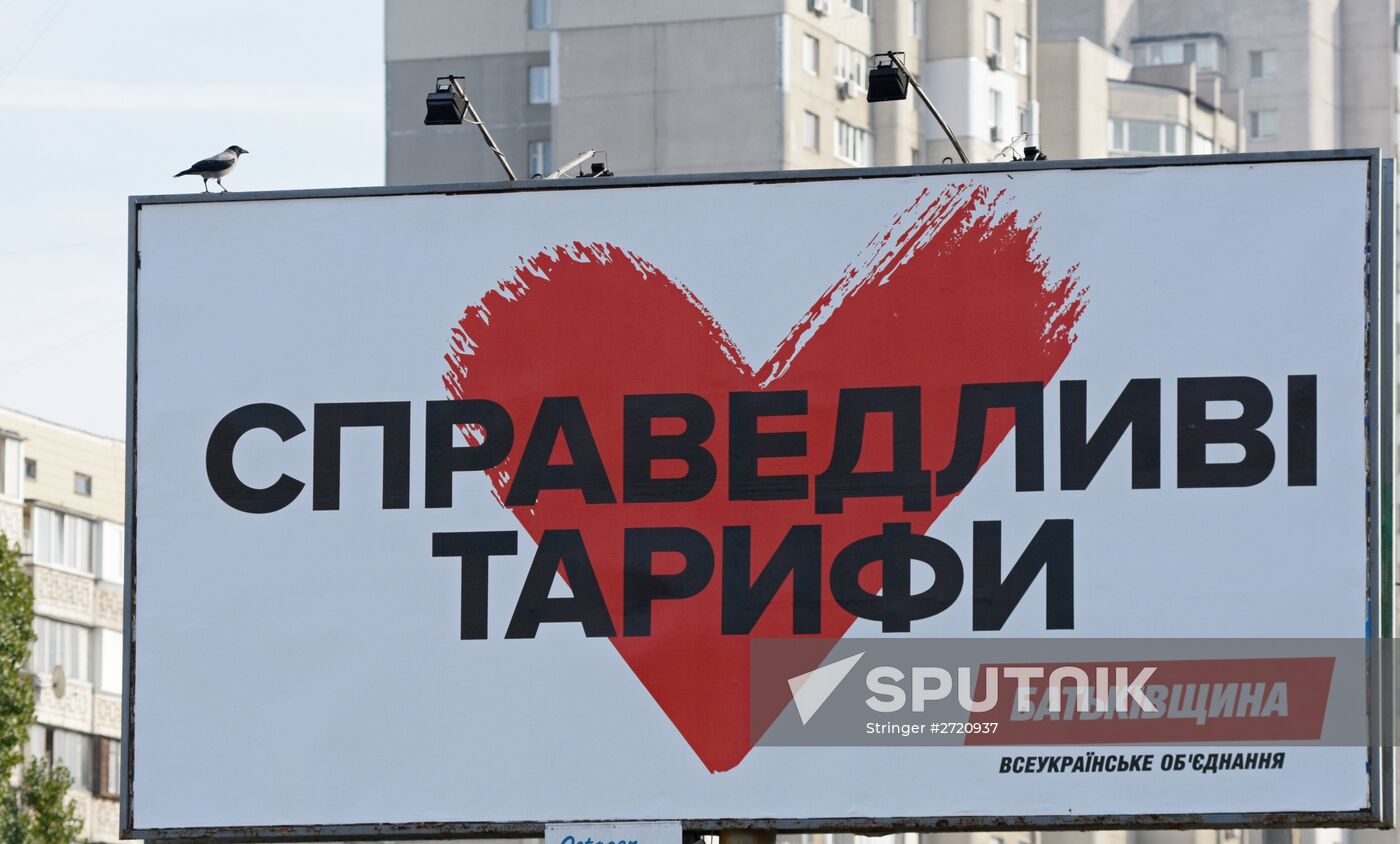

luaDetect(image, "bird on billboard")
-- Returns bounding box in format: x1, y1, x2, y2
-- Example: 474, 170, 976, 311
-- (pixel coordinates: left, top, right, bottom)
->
174, 146, 249, 193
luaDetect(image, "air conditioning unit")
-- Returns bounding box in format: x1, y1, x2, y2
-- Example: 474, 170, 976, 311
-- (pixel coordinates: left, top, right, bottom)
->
809, 0, 830, 16
836, 79, 853, 100
987, 52, 1002, 71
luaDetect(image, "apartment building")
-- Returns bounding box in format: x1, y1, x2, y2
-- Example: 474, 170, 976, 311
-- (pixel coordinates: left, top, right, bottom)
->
387, 0, 1400, 181
1039, 0, 1400, 159
0, 407, 125, 843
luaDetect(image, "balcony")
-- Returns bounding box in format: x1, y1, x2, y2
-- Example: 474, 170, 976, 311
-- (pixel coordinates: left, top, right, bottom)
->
32, 672, 92, 733
27, 563, 95, 625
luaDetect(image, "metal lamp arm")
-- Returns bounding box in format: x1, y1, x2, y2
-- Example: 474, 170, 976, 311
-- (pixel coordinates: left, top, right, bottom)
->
454, 79, 517, 181
885, 52, 969, 165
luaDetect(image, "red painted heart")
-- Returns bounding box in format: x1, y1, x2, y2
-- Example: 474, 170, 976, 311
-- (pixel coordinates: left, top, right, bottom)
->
443, 183, 1085, 772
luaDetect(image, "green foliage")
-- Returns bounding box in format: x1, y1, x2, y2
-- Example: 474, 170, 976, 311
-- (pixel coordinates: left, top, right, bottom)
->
0, 535, 34, 775
0, 760, 82, 844
0, 534, 82, 844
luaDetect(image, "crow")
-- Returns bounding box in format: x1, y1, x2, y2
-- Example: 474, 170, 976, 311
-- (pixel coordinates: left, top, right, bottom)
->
174, 146, 249, 192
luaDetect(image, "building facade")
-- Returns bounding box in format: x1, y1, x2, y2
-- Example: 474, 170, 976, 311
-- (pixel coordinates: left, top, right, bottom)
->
386, 0, 1400, 182
0, 407, 125, 843
1038, 0, 1399, 160
385, 0, 1020, 184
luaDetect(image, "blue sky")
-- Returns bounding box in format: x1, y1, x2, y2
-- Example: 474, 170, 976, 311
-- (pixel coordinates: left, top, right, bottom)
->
0, 0, 384, 438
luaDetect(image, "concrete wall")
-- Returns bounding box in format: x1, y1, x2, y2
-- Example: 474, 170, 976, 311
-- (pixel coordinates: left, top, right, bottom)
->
1037, 37, 1126, 158
1038, 0, 1137, 56
924, 0, 975, 60
1111, 78, 1189, 125
385, 0, 549, 61
553, 15, 785, 175
554, 0, 787, 28
1340, 0, 1398, 155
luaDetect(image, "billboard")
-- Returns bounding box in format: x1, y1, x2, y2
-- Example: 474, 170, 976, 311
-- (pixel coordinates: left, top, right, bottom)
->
126, 151, 1392, 838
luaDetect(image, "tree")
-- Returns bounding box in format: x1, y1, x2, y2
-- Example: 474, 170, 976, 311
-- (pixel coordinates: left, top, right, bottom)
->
0, 534, 81, 844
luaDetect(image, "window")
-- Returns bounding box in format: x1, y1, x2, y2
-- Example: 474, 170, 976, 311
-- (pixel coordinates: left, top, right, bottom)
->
802, 111, 820, 151
1132, 38, 1220, 71
1193, 132, 1214, 155
528, 65, 550, 104
1195, 40, 1219, 71
985, 13, 1002, 60
1014, 33, 1029, 74
26, 725, 43, 761
96, 737, 120, 798
96, 628, 122, 695
847, 0, 867, 14
989, 89, 1003, 142
1018, 106, 1029, 134
834, 119, 871, 165
74, 472, 92, 496
98, 521, 123, 584
50, 729, 91, 790
30, 617, 90, 682
24, 459, 35, 480
835, 43, 868, 90
528, 0, 549, 29
1249, 109, 1278, 139
527, 140, 552, 176
912, 0, 922, 39
0, 436, 18, 499
1250, 49, 1277, 79
803, 34, 820, 75
1108, 118, 1186, 154
31, 507, 96, 573
911, 147, 922, 165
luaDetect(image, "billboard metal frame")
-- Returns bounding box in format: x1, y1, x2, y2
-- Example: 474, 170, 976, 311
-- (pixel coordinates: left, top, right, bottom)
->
123, 149, 1394, 841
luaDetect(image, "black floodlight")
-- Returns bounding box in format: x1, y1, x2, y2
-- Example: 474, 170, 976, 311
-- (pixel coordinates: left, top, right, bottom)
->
424, 76, 467, 125
866, 58, 909, 103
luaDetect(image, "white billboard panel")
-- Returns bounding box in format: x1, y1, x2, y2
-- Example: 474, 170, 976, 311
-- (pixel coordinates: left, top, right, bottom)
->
126, 152, 1392, 838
